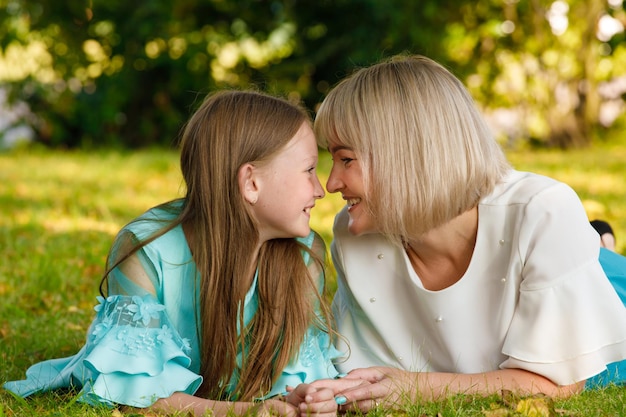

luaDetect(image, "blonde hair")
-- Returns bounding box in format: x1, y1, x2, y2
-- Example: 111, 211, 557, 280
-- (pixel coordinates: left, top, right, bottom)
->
103, 90, 332, 401
315, 55, 510, 244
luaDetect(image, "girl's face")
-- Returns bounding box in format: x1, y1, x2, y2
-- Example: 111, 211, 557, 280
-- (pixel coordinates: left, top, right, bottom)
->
326, 142, 377, 235
251, 122, 325, 242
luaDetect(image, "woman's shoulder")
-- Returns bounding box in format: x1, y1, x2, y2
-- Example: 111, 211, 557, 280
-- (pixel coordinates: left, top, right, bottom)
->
484, 170, 575, 206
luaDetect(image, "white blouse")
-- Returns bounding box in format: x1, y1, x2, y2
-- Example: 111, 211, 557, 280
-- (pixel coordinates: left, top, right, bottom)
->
331, 170, 626, 385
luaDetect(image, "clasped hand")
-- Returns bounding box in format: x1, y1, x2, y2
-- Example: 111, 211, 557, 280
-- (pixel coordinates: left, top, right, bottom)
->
309, 366, 410, 413
261, 383, 337, 417
261, 367, 408, 416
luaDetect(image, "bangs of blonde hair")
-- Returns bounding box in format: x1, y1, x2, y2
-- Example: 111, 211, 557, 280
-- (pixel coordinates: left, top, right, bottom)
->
315, 55, 510, 244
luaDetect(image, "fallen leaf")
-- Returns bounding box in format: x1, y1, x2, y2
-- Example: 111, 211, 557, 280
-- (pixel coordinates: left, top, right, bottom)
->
515, 397, 555, 417
483, 408, 511, 417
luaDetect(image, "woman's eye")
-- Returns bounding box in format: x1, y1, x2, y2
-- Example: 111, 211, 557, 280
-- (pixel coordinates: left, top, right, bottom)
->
340, 158, 353, 166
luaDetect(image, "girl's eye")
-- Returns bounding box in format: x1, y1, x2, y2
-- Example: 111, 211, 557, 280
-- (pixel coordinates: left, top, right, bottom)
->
307, 167, 316, 173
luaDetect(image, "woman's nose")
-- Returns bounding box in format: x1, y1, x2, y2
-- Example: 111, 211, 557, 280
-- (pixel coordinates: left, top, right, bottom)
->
326, 166, 342, 193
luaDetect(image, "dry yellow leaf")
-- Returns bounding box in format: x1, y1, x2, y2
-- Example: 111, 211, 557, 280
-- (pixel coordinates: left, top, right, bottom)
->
515, 397, 555, 417
482, 407, 511, 416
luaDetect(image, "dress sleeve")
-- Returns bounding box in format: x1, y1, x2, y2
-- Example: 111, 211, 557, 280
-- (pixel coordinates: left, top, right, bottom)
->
3, 293, 202, 408
3, 227, 203, 408
77, 294, 202, 407
4, 207, 203, 408
501, 182, 626, 385
76, 227, 202, 407
106, 228, 160, 297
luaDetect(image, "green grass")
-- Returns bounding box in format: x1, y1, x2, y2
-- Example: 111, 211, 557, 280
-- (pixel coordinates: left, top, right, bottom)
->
1, 145, 625, 416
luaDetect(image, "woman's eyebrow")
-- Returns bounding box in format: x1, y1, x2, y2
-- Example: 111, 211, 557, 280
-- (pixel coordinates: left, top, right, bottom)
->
328, 144, 353, 154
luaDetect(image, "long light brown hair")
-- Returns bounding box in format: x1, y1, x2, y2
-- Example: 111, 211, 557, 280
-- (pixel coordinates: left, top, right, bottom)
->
102, 90, 333, 400
315, 54, 511, 244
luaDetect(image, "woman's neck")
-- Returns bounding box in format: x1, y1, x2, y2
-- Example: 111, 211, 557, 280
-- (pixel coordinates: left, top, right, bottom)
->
404, 206, 479, 291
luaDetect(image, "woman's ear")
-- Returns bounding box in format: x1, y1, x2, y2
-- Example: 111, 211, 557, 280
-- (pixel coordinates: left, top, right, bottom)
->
238, 163, 259, 205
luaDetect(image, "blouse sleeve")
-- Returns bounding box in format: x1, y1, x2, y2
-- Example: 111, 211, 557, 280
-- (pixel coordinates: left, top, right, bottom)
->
501, 181, 626, 385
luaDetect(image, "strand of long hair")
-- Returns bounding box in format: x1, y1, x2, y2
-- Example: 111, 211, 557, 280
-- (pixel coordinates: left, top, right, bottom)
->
191, 184, 258, 399
234, 238, 318, 399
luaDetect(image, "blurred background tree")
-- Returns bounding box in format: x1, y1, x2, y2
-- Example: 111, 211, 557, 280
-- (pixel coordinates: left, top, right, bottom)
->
0, 0, 625, 148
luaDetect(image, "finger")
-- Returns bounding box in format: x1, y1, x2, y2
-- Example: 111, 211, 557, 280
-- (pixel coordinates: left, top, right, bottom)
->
333, 385, 370, 405
310, 378, 359, 393
284, 384, 313, 407
301, 398, 337, 410
303, 387, 334, 403
345, 367, 385, 382
309, 378, 340, 388
299, 398, 338, 415
291, 383, 315, 398
351, 398, 381, 413
334, 384, 381, 411
336, 397, 378, 414
370, 398, 382, 411
342, 378, 371, 389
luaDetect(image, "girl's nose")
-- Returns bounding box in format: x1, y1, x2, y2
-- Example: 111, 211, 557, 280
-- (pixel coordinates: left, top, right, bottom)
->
314, 175, 325, 199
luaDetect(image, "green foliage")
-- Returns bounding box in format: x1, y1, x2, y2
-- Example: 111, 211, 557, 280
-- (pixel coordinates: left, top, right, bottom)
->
2, 0, 625, 148
1, 1, 313, 147
415, 0, 626, 148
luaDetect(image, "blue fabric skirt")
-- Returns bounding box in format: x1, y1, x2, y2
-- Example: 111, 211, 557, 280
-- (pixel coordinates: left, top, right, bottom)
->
586, 248, 626, 388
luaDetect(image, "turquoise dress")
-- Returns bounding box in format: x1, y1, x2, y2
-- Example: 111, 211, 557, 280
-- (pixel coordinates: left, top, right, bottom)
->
3, 202, 340, 407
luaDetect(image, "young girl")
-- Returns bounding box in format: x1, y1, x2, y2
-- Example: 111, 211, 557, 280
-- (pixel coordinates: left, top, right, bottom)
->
4, 90, 340, 417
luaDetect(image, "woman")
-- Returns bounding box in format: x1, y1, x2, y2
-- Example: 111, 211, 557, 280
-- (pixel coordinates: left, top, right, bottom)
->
312, 55, 626, 411
5, 90, 340, 417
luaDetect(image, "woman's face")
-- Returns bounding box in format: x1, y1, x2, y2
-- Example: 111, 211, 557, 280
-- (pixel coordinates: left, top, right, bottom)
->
326, 142, 377, 235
